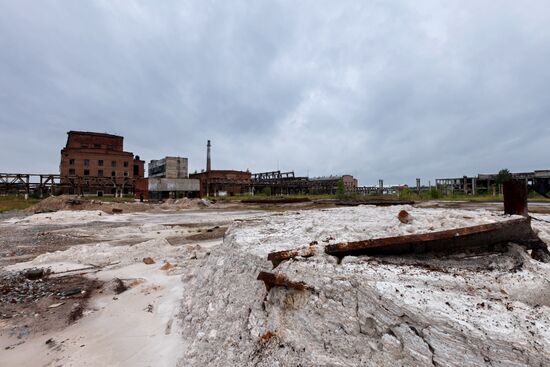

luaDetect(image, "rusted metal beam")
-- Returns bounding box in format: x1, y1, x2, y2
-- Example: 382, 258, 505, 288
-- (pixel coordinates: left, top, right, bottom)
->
503, 180, 528, 216
267, 242, 317, 268
325, 217, 542, 258
256, 271, 312, 291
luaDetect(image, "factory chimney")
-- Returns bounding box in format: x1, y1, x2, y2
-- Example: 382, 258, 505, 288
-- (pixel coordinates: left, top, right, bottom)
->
206, 140, 211, 172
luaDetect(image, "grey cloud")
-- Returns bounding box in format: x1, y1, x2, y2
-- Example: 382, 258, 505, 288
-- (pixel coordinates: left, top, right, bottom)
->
1, 1, 550, 185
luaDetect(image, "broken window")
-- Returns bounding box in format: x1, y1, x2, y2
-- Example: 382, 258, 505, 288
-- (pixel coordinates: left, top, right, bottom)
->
69, 169, 75, 176
124, 171, 129, 177
98, 169, 104, 177
69, 159, 75, 165
107, 144, 114, 150
123, 161, 129, 167
111, 161, 117, 167
134, 164, 139, 176
94, 144, 101, 148
81, 144, 88, 148
111, 171, 116, 177
98, 160, 103, 166
83, 169, 90, 176
84, 159, 90, 167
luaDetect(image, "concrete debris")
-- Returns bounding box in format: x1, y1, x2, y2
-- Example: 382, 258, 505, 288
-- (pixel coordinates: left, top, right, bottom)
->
22, 268, 49, 280
111, 278, 128, 294
142, 257, 155, 265
160, 262, 174, 271
59, 288, 82, 297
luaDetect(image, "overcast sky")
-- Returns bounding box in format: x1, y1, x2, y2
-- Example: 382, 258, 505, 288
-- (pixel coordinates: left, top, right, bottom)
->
1, 1, 549, 186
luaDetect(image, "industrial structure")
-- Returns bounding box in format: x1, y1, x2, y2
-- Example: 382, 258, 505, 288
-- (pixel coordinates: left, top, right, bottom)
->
250, 172, 358, 195
59, 131, 145, 196
147, 156, 199, 199
148, 157, 188, 179
436, 170, 550, 197
250, 171, 309, 195
189, 140, 252, 197
2, 133, 364, 199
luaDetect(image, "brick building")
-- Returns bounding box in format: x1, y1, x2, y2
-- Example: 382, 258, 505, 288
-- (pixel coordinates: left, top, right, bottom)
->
342, 174, 358, 192
189, 170, 251, 197
59, 131, 144, 196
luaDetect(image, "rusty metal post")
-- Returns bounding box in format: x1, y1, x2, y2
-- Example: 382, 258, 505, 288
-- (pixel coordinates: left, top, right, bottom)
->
503, 180, 528, 216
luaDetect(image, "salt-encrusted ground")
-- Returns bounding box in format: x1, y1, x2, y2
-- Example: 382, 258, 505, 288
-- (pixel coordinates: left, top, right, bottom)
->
179, 206, 550, 367
1, 205, 549, 366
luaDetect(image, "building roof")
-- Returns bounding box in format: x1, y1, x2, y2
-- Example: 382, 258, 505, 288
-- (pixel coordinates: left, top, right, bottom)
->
67, 131, 123, 139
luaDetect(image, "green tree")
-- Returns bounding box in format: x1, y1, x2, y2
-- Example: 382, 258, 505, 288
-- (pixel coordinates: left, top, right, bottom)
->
261, 187, 272, 196
399, 187, 411, 199
495, 169, 512, 185
429, 187, 441, 199
336, 179, 345, 198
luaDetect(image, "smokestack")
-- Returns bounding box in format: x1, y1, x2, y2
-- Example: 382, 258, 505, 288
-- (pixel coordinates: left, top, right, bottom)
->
206, 140, 211, 172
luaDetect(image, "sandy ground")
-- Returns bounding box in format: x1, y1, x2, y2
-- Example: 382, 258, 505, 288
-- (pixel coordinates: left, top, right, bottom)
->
0, 208, 265, 366
1, 203, 550, 366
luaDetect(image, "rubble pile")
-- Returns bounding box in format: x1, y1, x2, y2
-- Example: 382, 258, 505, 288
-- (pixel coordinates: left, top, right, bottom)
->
0, 269, 52, 306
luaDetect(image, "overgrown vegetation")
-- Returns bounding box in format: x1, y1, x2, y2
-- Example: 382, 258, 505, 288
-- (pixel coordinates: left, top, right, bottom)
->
0, 196, 42, 213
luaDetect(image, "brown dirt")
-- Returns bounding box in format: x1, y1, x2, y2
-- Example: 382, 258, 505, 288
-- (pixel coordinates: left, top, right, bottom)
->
0, 272, 102, 343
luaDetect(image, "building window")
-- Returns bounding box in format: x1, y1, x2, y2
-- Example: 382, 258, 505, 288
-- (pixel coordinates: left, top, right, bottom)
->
81, 144, 88, 148
84, 169, 90, 176
98, 169, 104, 177
111, 171, 116, 177
98, 160, 103, 166
111, 161, 117, 167
69, 169, 75, 176
69, 159, 75, 165
123, 161, 128, 168
134, 164, 139, 176
107, 145, 113, 150
124, 171, 129, 177
84, 159, 90, 167
94, 144, 101, 148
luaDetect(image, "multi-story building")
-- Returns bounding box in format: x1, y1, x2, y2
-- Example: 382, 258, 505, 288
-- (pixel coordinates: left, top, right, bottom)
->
59, 131, 144, 195
148, 157, 188, 178
147, 156, 199, 199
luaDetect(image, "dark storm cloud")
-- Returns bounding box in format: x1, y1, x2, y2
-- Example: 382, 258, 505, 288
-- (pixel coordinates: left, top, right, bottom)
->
1, 1, 550, 185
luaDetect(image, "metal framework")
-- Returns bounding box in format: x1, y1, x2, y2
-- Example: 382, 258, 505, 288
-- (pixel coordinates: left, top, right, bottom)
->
251, 171, 309, 195
0, 173, 139, 197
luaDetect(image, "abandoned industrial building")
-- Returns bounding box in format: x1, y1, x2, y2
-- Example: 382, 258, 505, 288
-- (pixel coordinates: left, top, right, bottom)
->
59, 131, 145, 196
188, 140, 251, 197
436, 170, 550, 197
147, 156, 199, 199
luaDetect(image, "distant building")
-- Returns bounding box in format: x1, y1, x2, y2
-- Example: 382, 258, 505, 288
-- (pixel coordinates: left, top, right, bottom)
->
147, 156, 199, 199
59, 131, 144, 196
189, 170, 251, 197
189, 139, 251, 197
309, 175, 357, 194
436, 170, 550, 196
148, 157, 188, 179
342, 175, 358, 192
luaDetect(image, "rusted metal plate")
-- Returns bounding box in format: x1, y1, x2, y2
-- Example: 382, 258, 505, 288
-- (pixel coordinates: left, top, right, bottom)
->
334, 200, 415, 207
325, 217, 541, 258
503, 180, 528, 216
257, 271, 312, 291
267, 242, 317, 268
